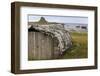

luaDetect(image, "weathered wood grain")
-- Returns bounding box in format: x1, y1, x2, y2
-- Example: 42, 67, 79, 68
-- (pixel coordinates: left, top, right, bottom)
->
28, 32, 55, 60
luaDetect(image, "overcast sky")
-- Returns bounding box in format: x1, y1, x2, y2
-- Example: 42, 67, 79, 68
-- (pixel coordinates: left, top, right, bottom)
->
28, 15, 88, 24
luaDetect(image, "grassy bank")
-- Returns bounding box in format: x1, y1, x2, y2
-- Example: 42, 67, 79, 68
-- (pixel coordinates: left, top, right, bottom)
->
61, 32, 88, 59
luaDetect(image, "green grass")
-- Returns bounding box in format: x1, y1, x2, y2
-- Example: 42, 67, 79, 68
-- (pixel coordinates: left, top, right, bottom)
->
61, 32, 88, 59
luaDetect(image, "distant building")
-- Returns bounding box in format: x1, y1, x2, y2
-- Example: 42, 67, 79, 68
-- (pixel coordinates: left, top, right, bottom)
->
64, 23, 88, 32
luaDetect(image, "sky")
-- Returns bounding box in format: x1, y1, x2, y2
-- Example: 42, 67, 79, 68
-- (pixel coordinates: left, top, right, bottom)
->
28, 15, 88, 24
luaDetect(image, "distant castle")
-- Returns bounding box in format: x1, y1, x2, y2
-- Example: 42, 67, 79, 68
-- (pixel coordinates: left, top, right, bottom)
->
28, 17, 64, 28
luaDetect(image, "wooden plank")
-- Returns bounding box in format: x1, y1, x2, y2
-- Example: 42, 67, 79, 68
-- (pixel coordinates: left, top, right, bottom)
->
40, 33, 43, 59
28, 32, 34, 60
34, 32, 38, 59
45, 35, 49, 59
42, 34, 46, 59
47, 36, 52, 59
33, 32, 35, 59
38, 32, 42, 59
50, 37, 53, 58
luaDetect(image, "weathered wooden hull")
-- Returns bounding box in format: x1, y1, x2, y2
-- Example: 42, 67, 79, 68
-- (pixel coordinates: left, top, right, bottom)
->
28, 24, 72, 60
28, 31, 58, 60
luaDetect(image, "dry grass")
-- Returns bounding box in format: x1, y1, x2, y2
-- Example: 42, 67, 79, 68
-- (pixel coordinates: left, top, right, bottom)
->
61, 32, 88, 59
